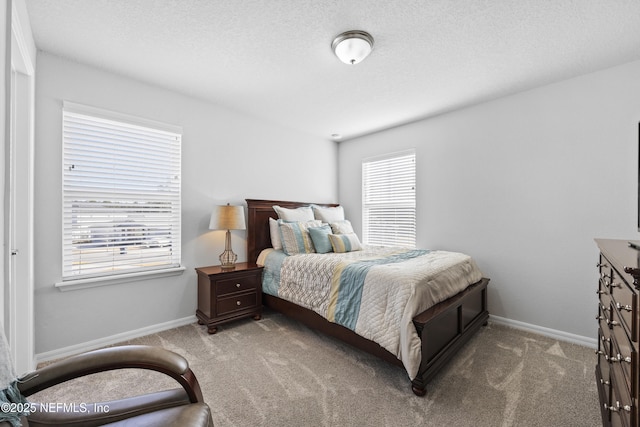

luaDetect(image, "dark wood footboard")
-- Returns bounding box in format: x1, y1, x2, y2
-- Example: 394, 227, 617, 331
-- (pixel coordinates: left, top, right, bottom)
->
410, 277, 489, 395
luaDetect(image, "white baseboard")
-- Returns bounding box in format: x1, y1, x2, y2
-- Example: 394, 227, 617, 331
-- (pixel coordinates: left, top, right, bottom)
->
489, 315, 597, 349
35, 315, 197, 364
35, 313, 597, 364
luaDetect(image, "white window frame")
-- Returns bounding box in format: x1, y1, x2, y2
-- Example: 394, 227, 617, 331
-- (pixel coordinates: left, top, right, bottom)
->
56, 102, 184, 291
362, 149, 416, 248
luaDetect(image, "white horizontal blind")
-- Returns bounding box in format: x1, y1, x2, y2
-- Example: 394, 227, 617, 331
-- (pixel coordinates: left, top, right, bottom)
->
62, 105, 182, 281
362, 150, 416, 247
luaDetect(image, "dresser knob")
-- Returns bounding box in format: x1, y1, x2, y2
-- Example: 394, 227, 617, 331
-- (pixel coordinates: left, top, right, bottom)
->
610, 282, 622, 288
605, 402, 633, 413
236, 301, 241, 306
236, 283, 241, 288
596, 290, 605, 295
600, 378, 611, 386
616, 354, 632, 364
596, 315, 604, 321
616, 302, 632, 312
608, 320, 619, 327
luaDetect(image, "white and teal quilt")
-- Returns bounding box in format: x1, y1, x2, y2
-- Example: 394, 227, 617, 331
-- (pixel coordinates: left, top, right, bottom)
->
258, 246, 483, 380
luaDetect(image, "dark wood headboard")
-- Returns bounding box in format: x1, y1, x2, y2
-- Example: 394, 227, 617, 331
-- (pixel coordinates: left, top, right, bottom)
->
245, 199, 339, 265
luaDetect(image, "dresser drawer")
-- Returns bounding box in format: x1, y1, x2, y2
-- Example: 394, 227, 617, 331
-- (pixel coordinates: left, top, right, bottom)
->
217, 291, 259, 316
599, 280, 612, 308
215, 273, 261, 296
597, 327, 612, 394
608, 374, 633, 427
611, 310, 635, 395
610, 273, 638, 342
599, 326, 613, 360
599, 301, 612, 330
599, 256, 614, 286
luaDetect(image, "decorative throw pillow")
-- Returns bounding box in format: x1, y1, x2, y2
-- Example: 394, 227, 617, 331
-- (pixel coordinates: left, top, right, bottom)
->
279, 220, 322, 255
330, 220, 354, 235
329, 233, 362, 253
312, 205, 345, 223
273, 205, 314, 221
269, 217, 282, 250
308, 225, 333, 254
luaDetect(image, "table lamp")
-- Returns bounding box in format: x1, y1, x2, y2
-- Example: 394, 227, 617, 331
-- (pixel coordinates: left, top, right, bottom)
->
209, 203, 246, 270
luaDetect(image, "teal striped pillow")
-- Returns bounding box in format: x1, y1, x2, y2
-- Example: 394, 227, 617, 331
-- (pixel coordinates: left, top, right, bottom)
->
279, 220, 322, 255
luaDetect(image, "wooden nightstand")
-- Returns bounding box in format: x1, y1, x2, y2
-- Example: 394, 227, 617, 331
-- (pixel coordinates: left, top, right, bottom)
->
195, 262, 263, 334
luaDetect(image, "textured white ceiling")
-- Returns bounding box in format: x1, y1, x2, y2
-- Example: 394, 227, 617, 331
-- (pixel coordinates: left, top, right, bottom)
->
24, 0, 640, 141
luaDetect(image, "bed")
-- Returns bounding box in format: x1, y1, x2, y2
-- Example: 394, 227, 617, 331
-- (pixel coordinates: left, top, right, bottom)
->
246, 198, 489, 396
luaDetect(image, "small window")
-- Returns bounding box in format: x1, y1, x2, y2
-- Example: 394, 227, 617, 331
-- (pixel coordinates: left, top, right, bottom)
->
62, 102, 182, 281
362, 150, 416, 247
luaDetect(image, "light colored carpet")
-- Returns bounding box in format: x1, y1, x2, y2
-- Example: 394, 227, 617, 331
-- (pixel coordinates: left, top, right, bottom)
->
33, 311, 601, 426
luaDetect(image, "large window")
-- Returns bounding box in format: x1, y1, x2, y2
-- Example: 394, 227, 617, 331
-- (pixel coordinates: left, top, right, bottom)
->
362, 150, 416, 247
61, 102, 182, 282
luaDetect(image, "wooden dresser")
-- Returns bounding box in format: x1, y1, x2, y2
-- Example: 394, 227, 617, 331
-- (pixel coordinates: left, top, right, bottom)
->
595, 239, 639, 427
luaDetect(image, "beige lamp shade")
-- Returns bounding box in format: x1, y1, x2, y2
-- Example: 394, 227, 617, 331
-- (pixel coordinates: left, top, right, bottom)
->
209, 204, 246, 231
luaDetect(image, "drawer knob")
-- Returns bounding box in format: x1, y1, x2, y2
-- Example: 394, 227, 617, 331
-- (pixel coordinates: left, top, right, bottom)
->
596, 290, 605, 295
616, 302, 632, 312
596, 315, 604, 321
236, 301, 241, 306
610, 282, 622, 288
605, 403, 632, 413
600, 378, 611, 386
616, 354, 632, 364
236, 283, 241, 288
608, 320, 619, 327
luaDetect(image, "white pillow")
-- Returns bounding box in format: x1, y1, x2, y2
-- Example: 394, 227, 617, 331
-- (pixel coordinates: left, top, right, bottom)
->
312, 205, 345, 223
269, 217, 282, 250
330, 220, 354, 234
273, 205, 314, 221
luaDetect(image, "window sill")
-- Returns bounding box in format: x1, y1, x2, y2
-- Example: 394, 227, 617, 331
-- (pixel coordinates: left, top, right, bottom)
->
54, 266, 186, 292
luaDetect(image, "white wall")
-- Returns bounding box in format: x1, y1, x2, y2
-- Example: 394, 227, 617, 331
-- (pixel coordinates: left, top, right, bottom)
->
338, 60, 640, 340
34, 52, 337, 355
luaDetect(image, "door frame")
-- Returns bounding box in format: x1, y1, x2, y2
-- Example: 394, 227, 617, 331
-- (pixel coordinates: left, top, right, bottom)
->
5, 0, 35, 374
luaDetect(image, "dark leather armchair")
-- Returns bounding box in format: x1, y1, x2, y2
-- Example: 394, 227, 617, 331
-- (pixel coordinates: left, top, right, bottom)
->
4, 345, 213, 426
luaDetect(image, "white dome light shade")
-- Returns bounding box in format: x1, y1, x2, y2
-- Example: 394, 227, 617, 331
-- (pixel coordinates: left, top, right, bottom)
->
332, 30, 374, 65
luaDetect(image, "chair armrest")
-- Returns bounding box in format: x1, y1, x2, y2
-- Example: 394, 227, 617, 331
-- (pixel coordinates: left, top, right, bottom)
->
17, 345, 204, 403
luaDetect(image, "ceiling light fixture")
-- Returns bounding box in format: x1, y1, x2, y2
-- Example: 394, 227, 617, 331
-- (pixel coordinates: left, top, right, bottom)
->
331, 30, 374, 65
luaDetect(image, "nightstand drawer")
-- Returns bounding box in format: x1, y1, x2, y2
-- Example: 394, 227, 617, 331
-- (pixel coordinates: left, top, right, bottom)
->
216, 275, 260, 296
217, 292, 258, 316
